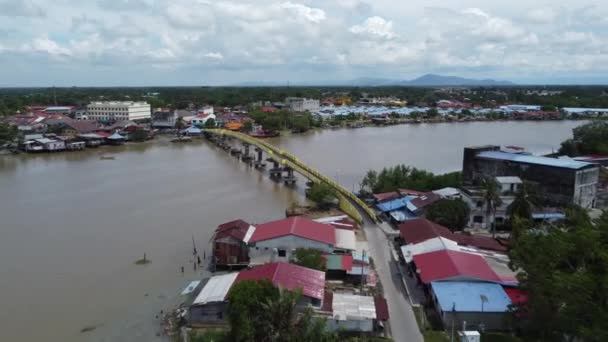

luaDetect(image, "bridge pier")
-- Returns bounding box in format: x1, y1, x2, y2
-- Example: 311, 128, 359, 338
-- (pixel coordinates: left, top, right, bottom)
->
253, 147, 266, 168
241, 142, 253, 163
283, 167, 297, 185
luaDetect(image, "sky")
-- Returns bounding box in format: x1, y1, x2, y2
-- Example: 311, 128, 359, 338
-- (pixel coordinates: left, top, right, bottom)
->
1, 0, 608, 86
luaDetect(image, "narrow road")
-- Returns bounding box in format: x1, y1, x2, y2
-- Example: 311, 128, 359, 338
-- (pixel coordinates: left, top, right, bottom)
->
363, 219, 423, 342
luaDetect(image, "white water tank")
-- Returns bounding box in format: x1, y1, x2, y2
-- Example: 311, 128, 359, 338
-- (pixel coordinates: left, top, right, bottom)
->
458, 331, 481, 342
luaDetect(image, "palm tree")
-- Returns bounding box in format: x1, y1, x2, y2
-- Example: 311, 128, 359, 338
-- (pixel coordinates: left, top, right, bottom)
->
261, 289, 300, 341
174, 116, 185, 135
507, 181, 538, 222
481, 178, 502, 237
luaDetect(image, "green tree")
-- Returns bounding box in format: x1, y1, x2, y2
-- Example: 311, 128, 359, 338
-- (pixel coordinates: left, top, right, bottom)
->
291, 248, 326, 271
426, 108, 439, 117
558, 121, 608, 156
507, 182, 538, 221
0, 123, 18, 146
243, 121, 253, 132
509, 212, 608, 341
481, 178, 503, 237
426, 198, 471, 231
308, 183, 337, 210
291, 115, 311, 133
174, 116, 185, 132
204, 118, 216, 128
227, 280, 280, 342
360, 165, 461, 193
130, 129, 148, 142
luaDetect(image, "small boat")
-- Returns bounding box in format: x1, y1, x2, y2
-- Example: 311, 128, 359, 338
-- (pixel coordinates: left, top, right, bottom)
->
100, 155, 115, 160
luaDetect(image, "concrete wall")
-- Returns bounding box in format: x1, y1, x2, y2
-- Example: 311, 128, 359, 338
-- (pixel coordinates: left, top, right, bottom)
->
574, 167, 599, 208
441, 311, 510, 331
327, 319, 374, 332
189, 302, 228, 325
249, 236, 334, 261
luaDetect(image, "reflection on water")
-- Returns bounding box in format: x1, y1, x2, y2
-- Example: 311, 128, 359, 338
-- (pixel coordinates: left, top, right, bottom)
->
0, 121, 583, 341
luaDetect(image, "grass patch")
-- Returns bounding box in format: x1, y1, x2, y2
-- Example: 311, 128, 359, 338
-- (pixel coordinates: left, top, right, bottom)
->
423, 330, 450, 342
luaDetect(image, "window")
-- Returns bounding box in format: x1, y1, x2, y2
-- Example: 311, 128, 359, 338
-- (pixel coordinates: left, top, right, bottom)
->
473, 216, 483, 223
278, 249, 286, 257
476, 201, 483, 208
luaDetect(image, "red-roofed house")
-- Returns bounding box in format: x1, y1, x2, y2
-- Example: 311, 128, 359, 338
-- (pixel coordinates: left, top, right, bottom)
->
188, 262, 325, 325
212, 219, 255, 267
412, 250, 501, 284
235, 262, 325, 303
372, 191, 401, 203
248, 216, 347, 262
399, 218, 454, 244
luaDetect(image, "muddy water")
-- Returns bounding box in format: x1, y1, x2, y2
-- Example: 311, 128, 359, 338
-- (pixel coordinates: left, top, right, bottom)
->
0, 121, 583, 341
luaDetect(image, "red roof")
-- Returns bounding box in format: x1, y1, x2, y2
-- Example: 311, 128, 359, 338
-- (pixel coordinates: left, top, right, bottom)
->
262, 106, 278, 112
250, 216, 336, 245
321, 291, 333, 312
374, 296, 389, 321
409, 192, 441, 210
215, 219, 251, 241
413, 250, 501, 283
235, 262, 325, 300
398, 188, 426, 196
504, 287, 527, 305
399, 218, 454, 244
453, 234, 508, 252
372, 191, 401, 202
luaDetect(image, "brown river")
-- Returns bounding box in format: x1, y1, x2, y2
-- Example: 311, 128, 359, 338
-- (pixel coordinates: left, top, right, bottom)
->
0, 121, 584, 341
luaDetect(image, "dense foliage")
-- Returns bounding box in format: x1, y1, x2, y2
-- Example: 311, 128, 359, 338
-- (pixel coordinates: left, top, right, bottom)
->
426, 199, 470, 231
291, 248, 326, 271
509, 210, 608, 341
227, 280, 336, 342
248, 109, 317, 132
360, 165, 461, 194
308, 183, 337, 209
559, 121, 608, 156
0, 122, 18, 145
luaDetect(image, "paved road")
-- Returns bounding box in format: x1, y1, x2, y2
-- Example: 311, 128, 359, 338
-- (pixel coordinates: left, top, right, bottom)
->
363, 220, 423, 342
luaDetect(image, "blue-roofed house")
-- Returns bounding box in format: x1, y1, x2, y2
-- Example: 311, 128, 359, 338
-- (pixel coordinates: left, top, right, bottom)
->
376, 195, 418, 223
462, 145, 600, 209
430, 281, 513, 331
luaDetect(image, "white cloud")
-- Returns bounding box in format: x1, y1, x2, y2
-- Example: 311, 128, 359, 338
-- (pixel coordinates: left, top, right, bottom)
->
527, 8, 557, 24
31, 37, 72, 57
280, 2, 326, 23
350, 16, 396, 39
0, 0, 44, 17
204, 52, 223, 60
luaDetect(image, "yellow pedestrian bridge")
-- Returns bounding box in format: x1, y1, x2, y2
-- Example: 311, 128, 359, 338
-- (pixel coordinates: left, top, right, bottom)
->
203, 129, 377, 224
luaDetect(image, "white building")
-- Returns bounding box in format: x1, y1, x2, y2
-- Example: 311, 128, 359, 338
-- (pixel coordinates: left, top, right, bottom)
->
87, 101, 151, 121
285, 97, 320, 112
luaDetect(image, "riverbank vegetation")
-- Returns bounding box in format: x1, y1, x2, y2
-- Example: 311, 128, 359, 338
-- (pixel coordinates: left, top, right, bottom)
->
248, 109, 319, 132
360, 165, 461, 194
508, 210, 608, 341
307, 183, 338, 210
559, 120, 608, 156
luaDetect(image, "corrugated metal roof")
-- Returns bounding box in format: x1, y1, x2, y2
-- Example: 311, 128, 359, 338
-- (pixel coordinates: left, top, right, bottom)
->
331, 293, 376, 320
401, 237, 460, 263
192, 273, 239, 305
432, 187, 461, 198
431, 282, 512, 313
413, 250, 501, 283
477, 151, 593, 169
235, 262, 325, 300
250, 216, 336, 245
377, 195, 416, 213
399, 218, 454, 244
181, 280, 201, 295
495, 176, 522, 184
335, 229, 356, 251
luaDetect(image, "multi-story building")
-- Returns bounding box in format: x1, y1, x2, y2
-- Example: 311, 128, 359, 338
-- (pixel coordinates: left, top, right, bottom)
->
462, 145, 600, 208
285, 97, 320, 112
86, 101, 151, 122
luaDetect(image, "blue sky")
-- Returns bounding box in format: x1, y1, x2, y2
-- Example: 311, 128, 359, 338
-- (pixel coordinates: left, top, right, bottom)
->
1, 0, 607, 86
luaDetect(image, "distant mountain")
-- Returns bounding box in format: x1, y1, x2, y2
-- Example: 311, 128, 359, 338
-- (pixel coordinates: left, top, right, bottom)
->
233, 74, 514, 87
399, 74, 515, 86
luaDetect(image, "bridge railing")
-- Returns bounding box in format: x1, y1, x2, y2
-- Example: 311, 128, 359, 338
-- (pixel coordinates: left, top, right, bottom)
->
204, 129, 375, 223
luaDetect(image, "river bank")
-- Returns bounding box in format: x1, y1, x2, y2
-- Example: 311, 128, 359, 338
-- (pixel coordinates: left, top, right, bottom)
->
0, 121, 587, 342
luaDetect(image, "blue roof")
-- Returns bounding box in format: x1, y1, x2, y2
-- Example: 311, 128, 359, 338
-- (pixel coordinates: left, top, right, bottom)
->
377, 195, 417, 213
431, 282, 512, 313
532, 213, 565, 220
477, 151, 593, 170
